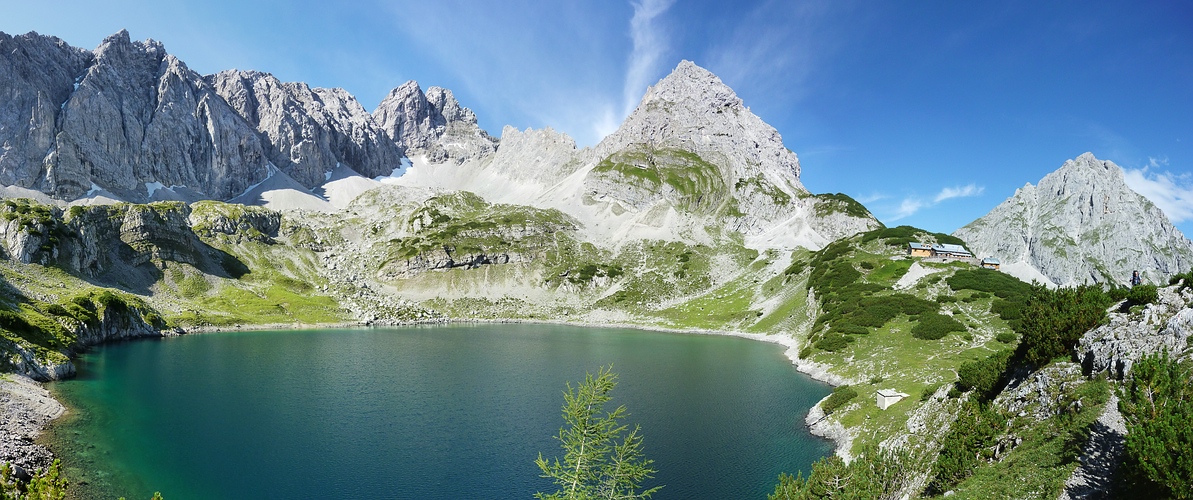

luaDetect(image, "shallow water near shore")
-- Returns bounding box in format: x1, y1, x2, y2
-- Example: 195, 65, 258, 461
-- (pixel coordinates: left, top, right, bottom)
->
44, 324, 833, 499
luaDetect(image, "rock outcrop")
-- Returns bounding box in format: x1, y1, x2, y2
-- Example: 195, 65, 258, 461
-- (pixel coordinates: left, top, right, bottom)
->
57, 202, 212, 277
1077, 284, 1193, 379
955, 153, 1193, 286
4, 299, 164, 382
207, 70, 403, 186
188, 200, 281, 244
372, 81, 497, 164
0, 199, 60, 265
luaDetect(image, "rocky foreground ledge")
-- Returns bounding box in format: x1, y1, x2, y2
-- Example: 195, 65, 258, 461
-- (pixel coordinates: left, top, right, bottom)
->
0, 374, 65, 473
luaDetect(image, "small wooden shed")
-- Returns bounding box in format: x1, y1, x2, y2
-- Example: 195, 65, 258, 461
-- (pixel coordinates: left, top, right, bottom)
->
981, 258, 1001, 270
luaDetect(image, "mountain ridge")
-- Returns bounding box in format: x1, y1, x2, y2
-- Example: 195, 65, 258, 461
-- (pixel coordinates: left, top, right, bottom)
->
1, 31, 878, 253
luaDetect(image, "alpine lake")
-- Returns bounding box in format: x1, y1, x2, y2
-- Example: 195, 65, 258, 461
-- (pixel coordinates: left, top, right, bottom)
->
43, 324, 833, 499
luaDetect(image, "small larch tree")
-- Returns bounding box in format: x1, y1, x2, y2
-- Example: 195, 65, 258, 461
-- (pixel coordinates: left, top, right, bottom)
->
535, 365, 661, 500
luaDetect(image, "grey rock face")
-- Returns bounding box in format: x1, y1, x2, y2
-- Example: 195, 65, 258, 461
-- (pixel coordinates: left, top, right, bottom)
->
1077, 284, 1193, 379
0, 32, 91, 189
955, 153, 1193, 286
587, 61, 877, 239
486, 125, 582, 186
0, 217, 52, 265
48, 30, 272, 201
372, 81, 497, 163
207, 70, 403, 186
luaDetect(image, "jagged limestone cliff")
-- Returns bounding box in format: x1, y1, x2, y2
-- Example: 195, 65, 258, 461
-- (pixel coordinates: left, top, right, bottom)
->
372, 81, 498, 163
42, 30, 273, 201
208, 70, 403, 186
955, 153, 1193, 286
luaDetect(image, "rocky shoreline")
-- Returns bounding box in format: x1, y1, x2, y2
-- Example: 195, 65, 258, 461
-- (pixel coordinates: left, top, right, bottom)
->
0, 374, 65, 473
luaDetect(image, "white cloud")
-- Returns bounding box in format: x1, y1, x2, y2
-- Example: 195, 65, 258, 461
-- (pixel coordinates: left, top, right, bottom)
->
622, 0, 676, 116
855, 192, 887, 204
1123, 160, 1193, 223
891, 197, 926, 220
886, 183, 985, 221
592, 105, 623, 145
934, 183, 984, 203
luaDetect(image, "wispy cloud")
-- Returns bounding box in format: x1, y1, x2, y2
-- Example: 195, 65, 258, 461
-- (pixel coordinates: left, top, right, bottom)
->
622, 0, 676, 116
893, 198, 926, 220
702, 1, 850, 111
888, 183, 985, 221
1123, 157, 1193, 223
934, 183, 984, 203
855, 192, 887, 204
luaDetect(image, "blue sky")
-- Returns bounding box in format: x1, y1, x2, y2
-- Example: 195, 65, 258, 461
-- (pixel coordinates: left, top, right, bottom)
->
3, 0, 1192, 235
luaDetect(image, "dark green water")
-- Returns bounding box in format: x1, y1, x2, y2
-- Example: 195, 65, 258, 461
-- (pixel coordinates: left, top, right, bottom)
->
44, 324, 833, 499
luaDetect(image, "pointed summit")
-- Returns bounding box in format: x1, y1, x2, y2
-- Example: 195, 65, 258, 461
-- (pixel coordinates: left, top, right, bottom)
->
578, 61, 877, 249
955, 153, 1193, 286
597, 60, 801, 182
372, 80, 496, 164
638, 60, 743, 112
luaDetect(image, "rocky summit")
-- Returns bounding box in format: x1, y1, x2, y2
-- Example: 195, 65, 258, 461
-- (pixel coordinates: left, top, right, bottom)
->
954, 152, 1193, 287
372, 81, 498, 164
207, 70, 404, 188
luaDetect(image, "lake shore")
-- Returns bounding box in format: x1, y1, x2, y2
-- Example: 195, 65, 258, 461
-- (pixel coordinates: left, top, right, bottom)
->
0, 374, 65, 473
7, 317, 849, 477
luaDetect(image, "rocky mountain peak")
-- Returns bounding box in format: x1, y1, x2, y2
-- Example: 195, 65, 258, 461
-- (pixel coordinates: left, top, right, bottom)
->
596, 60, 801, 183
640, 59, 743, 111
955, 153, 1193, 286
1043, 152, 1122, 196
568, 60, 876, 249
425, 86, 476, 125
372, 80, 496, 164
44, 30, 274, 201
93, 29, 164, 63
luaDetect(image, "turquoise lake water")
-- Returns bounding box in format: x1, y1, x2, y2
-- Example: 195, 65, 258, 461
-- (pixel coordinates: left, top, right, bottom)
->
45, 324, 833, 499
